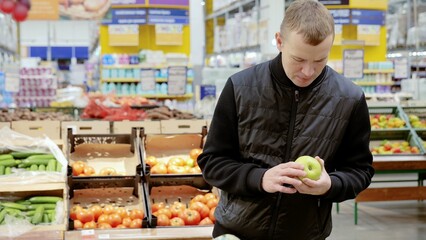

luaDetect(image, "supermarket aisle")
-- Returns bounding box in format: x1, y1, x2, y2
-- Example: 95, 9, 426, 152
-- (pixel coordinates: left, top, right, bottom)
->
328, 200, 426, 240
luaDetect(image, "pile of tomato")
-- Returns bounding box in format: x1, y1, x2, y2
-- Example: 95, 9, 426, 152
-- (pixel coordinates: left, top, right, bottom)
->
152, 193, 218, 227
70, 204, 145, 229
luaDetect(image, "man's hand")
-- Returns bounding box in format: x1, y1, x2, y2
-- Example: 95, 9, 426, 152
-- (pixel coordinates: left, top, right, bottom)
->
294, 156, 331, 195
262, 162, 306, 194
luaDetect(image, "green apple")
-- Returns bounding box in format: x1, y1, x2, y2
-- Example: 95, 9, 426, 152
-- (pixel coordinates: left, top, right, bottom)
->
295, 155, 322, 180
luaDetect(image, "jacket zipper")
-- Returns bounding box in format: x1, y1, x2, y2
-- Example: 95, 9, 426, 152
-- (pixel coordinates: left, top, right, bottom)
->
268, 89, 299, 239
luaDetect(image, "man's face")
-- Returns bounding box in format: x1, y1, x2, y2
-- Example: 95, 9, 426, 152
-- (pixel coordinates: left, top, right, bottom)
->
275, 31, 333, 87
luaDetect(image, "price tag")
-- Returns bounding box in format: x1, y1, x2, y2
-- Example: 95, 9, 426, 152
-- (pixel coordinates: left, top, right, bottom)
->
81, 229, 95, 236
343, 49, 364, 79
140, 69, 156, 91
394, 57, 409, 79
98, 234, 110, 239
168, 66, 187, 95
200, 85, 216, 100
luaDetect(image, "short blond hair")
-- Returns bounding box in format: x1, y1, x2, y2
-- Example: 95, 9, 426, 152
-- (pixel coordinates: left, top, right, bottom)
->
280, 0, 334, 46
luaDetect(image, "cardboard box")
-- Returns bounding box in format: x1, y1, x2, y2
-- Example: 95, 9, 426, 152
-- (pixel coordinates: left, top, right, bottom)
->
0, 183, 67, 239
11, 121, 61, 140
61, 121, 110, 140
68, 186, 148, 230
113, 120, 161, 134
160, 120, 207, 134
67, 128, 141, 177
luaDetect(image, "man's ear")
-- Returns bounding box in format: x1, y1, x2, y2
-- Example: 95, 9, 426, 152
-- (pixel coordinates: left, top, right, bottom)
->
275, 32, 283, 51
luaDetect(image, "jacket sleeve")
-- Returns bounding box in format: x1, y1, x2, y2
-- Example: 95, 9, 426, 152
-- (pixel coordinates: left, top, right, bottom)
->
322, 93, 375, 202
197, 79, 267, 196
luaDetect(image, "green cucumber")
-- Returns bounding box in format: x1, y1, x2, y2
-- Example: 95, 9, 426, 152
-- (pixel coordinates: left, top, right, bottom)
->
11, 152, 43, 159
0, 159, 18, 167
26, 154, 55, 160
26, 209, 55, 216
0, 165, 4, 175
0, 202, 27, 211
56, 161, 62, 172
27, 204, 56, 210
28, 196, 62, 204
30, 164, 38, 171
38, 165, 46, 171
0, 209, 7, 223
31, 205, 44, 224
0, 154, 13, 161
4, 167, 11, 175
22, 159, 53, 168
46, 159, 56, 172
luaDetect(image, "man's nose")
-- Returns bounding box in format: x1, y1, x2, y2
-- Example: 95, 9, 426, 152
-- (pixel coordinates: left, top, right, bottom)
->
301, 63, 314, 77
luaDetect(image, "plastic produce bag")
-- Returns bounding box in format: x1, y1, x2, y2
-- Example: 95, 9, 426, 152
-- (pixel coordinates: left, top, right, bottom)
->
0, 127, 67, 183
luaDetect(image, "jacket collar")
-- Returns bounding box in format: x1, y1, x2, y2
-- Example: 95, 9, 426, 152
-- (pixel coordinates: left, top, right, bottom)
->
269, 52, 327, 90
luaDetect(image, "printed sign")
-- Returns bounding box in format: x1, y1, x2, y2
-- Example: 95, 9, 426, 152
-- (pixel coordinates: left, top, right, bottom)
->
141, 69, 156, 91
343, 49, 364, 79
155, 24, 183, 45
27, 0, 59, 20
108, 25, 139, 46
103, 9, 147, 25
147, 9, 189, 24
394, 58, 409, 79
168, 66, 187, 95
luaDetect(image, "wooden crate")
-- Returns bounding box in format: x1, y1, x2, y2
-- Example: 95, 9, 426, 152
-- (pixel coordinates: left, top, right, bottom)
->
0, 122, 10, 129
11, 121, 61, 140
160, 120, 207, 134
61, 121, 110, 140
0, 183, 67, 239
113, 120, 161, 134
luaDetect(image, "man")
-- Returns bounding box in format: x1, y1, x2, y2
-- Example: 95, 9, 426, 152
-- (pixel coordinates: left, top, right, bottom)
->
197, 0, 375, 239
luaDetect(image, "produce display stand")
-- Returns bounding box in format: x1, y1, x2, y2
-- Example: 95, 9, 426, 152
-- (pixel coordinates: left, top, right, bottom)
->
0, 182, 68, 240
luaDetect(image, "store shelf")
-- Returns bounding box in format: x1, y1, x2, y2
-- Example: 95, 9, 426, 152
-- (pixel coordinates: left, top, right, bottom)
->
102, 64, 192, 69
355, 81, 395, 86
65, 226, 213, 239
139, 93, 193, 99
363, 69, 395, 74
101, 78, 193, 83
206, 0, 255, 19
365, 92, 414, 99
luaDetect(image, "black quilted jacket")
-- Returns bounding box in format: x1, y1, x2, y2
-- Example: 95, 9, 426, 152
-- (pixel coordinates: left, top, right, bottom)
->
198, 53, 374, 240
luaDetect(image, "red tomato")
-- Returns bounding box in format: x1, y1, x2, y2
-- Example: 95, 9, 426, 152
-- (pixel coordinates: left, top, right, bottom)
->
199, 217, 214, 225
129, 209, 144, 220
89, 205, 103, 221
108, 213, 122, 228
70, 205, 83, 221
170, 203, 186, 218
189, 201, 210, 219
155, 208, 172, 219
169, 217, 185, 226
151, 202, 166, 213
206, 198, 219, 209
209, 207, 216, 223
97, 222, 112, 229
76, 209, 95, 224
156, 214, 170, 226
83, 221, 97, 229
73, 220, 83, 229
122, 217, 132, 227
97, 214, 110, 224
83, 166, 95, 175
129, 218, 142, 228
178, 209, 201, 225
191, 194, 207, 204
103, 204, 115, 215
115, 207, 129, 219
189, 148, 203, 160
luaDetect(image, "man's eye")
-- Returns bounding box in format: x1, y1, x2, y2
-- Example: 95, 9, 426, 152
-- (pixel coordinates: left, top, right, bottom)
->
294, 58, 304, 62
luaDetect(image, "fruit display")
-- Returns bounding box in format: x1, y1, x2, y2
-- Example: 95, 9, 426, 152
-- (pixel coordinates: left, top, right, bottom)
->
146, 148, 203, 175
70, 204, 145, 229
370, 140, 421, 154
0, 108, 74, 122
152, 193, 218, 227
408, 114, 426, 128
370, 114, 406, 129
0, 152, 63, 175
70, 161, 121, 177
0, 195, 63, 225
